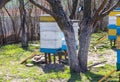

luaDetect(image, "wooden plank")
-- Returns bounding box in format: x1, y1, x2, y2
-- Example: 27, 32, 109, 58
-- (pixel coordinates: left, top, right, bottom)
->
20, 54, 36, 64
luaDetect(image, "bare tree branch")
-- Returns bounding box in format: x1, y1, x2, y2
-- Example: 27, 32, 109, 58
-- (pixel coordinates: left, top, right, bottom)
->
0, 0, 10, 9
69, 0, 78, 19
91, 0, 117, 24
101, 0, 120, 17
101, 0, 113, 13
93, 0, 107, 17
29, 0, 55, 16
45, 0, 51, 3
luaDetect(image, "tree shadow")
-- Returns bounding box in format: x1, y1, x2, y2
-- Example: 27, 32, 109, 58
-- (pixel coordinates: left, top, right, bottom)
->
84, 71, 118, 82
37, 63, 118, 82
84, 71, 104, 82
68, 72, 81, 82
39, 63, 65, 73
68, 71, 104, 82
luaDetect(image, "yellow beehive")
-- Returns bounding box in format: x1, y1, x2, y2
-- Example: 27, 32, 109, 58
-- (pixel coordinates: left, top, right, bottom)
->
116, 14, 120, 26
109, 11, 120, 16
109, 11, 120, 25
108, 29, 116, 36
40, 14, 55, 22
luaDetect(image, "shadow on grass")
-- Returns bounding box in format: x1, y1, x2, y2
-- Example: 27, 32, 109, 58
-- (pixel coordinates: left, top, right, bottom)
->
68, 72, 81, 82
39, 64, 104, 82
40, 63, 65, 73
68, 71, 104, 82
84, 71, 104, 82
84, 71, 118, 82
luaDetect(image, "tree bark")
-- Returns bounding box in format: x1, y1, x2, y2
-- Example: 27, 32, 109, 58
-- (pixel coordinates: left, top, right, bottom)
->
19, 0, 28, 49
51, 1, 80, 73
65, 29, 80, 73
56, 18, 80, 73
77, 0, 92, 73
78, 21, 92, 72
0, 17, 4, 45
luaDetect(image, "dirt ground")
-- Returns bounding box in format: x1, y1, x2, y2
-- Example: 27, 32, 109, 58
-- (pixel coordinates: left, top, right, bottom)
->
88, 49, 116, 68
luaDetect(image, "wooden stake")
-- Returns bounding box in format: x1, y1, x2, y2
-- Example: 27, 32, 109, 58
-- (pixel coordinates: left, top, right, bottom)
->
64, 50, 67, 60
45, 53, 48, 64
48, 53, 51, 63
53, 55, 56, 64
110, 40, 112, 46
98, 70, 116, 82
58, 52, 62, 63
114, 39, 116, 46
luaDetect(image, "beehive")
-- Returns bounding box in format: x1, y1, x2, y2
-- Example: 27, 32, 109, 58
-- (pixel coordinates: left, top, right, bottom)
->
107, 9, 120, 40
40, 14, 79, 54
116, 14, 120, 26
40, 14, 62, 54
115, 9, 120, 71
109, 11, 120, 25
108, 25, 116, 40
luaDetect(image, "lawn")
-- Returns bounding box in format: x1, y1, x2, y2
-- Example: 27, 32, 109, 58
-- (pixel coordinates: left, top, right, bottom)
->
0, 32, 120, 82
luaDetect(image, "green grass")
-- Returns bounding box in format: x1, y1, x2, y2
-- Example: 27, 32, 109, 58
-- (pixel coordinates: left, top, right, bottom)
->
0, 33, 119, 82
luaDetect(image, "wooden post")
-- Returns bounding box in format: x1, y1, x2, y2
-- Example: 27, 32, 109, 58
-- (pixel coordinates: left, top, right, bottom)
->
110, 40, 112, 46
53, 55, 56, 64
64, 50, 67, 60
48, 53, 51, 63
45, 53, 48, 64
114, 39, 116, 46
98, 70, 116, 82
58, 52, 62, 63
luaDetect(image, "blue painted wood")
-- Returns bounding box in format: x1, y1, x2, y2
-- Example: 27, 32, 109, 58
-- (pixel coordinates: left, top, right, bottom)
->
108, 24, 116, 29
40, 48, 62, 54
114, 7, 120, 11
117, 50, 120, 63
117, 26, 120, 35
108, 36, 116, 40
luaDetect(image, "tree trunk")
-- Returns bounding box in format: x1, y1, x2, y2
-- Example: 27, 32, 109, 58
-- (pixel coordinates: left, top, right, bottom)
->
64, 25, 80, 73
21, 10, 28, 49
78, 20, 92, 73
0, 17, 4, 45
49, 0, 80, 73
55, 17, 80, 73
19, 0, 28, 49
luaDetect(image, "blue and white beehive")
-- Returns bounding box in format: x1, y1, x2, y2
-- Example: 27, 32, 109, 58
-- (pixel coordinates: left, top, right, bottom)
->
116, 14, 120, 70
107, 8, 120, 40
40, 14, 79, 54
108, 8, 120, 71
40, 14, 62, 54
